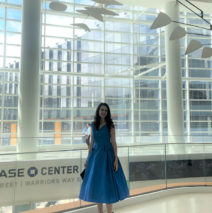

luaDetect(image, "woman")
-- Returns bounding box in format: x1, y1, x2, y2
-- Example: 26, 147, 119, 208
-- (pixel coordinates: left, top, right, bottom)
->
79, 103, 129, 213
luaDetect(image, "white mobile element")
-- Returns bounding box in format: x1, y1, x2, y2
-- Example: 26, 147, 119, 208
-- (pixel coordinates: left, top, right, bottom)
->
92, 0, 123, 6
85, 7, 119, 16
76, 9, 104, 22
169, 26, 186, 40
150, 12, 171, 29
202, 47, 212, 58
49, 1, 67, 12
185, 40, 203, 55
71, 23, 91, 32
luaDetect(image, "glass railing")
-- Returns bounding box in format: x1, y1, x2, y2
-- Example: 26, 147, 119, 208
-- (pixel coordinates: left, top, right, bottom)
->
1, 134, 212, 147
1, 142, 212, 212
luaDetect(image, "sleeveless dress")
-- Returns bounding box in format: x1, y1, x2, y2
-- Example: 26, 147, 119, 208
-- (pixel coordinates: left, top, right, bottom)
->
79, 123, 129, 204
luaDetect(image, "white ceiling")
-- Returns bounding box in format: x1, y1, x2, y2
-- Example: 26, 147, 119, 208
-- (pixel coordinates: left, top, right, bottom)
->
118, 0, 212, 13
192, 0, 212, 2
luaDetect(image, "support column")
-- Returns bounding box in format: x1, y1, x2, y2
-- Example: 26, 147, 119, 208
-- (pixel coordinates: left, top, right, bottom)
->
17, 0, 41, 154
165, 1, 184, 153
14, 1, 41, 211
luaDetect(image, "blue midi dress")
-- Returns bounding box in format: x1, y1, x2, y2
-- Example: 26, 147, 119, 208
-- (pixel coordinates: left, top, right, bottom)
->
79, 124, 129, 204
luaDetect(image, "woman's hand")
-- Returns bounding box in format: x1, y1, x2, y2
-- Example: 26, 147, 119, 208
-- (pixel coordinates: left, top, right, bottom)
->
114, 158, 118, 172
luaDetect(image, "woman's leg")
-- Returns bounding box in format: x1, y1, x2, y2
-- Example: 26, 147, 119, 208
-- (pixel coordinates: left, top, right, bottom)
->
106, 204, 113, 213
97, 203, 103, 213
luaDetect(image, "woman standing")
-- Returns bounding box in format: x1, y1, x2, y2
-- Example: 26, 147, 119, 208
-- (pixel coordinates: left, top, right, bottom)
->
79, 103, 129, 213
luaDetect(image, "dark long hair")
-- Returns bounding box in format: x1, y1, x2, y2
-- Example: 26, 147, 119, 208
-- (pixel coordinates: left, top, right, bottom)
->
93, 103, 114, 131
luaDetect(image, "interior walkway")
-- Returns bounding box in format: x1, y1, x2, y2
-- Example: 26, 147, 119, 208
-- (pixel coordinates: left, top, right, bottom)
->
24, 184, 212, 213
114, 192, 212, 213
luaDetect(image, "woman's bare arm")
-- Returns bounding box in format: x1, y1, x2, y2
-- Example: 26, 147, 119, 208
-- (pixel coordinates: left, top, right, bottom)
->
110, 127, 117, 160
84, 129, 94, 167
88, 129, 94, 154
111, 127, 118, 171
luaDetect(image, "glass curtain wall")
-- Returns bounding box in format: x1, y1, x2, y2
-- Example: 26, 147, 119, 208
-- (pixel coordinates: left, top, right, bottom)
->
0, 0, 22, 146
0, 0, 212, 147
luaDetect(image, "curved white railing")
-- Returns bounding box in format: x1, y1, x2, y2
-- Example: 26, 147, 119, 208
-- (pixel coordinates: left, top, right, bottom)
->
1, 141, 212, 212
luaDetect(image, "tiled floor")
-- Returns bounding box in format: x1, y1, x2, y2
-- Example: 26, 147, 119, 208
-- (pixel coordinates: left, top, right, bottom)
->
114, 193, 212, 213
